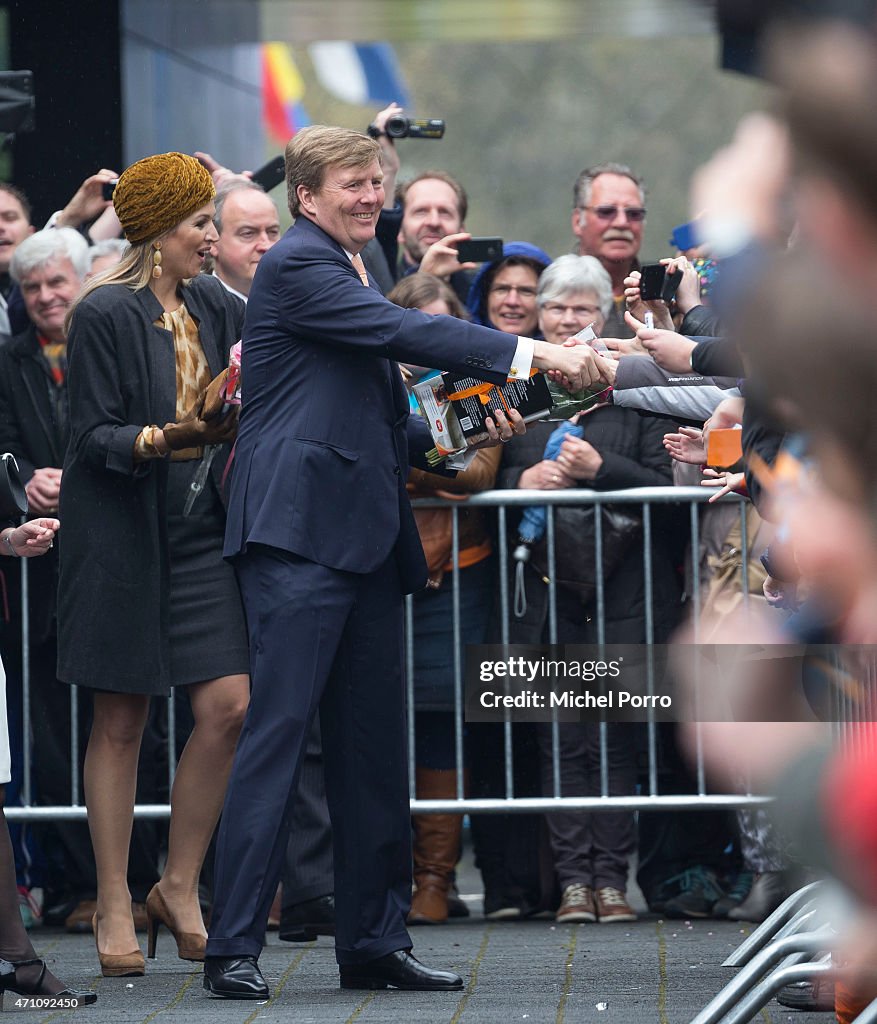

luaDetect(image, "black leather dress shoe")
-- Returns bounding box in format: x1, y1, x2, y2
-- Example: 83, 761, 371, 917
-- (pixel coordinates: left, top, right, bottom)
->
339, 950, 463, 990
279, 894, 335, 942
203, 956, 269, 1000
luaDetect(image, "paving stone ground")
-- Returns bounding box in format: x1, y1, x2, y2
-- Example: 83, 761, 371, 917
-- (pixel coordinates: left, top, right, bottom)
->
4, 903, 832, 1023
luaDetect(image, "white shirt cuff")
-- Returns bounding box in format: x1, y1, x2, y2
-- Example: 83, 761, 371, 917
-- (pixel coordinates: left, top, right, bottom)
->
508, 337, 534, 379
44, 210, 64, 230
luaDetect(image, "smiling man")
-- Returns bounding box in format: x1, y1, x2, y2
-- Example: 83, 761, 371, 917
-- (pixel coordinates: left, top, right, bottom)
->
572, 163, 647, 336
4, 227, 86, 573
211, 181, 281, 301
205, 124, 610, 1002
397, 172, 466, 265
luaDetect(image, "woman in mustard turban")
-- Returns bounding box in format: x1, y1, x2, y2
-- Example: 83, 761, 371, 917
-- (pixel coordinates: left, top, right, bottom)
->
58, 153, 250, 977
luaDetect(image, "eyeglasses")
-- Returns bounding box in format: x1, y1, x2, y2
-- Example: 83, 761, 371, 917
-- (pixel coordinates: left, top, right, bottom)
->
488, 284, 538, 299
580, 205, 647, 223
541, 302, 602, 319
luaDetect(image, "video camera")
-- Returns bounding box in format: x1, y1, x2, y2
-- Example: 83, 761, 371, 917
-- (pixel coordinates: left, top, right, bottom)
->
368, 116, 445, 141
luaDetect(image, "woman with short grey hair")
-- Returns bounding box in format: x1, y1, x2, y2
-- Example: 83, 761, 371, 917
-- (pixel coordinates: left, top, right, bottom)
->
497, 250, 681, 927
536, 254, 613, 347
536, 254, 613, 321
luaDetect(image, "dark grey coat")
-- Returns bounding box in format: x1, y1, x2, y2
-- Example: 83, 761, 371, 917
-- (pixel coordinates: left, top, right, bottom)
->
493, 406, 685, 646
0, 325, 68, 644
57, 275, 244, 693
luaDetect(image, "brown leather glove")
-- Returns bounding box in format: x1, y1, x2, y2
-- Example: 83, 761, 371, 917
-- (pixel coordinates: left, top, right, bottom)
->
201, 368, 229, 420
162, 402, 238, 450
162, 369, 237, 449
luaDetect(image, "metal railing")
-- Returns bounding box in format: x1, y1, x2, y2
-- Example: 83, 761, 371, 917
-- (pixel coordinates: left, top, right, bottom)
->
405, 485, 767, 813
2, 485, 823, 821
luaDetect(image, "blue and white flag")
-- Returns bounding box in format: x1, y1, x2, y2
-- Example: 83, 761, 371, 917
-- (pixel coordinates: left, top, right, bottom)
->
309, 41, 410, 108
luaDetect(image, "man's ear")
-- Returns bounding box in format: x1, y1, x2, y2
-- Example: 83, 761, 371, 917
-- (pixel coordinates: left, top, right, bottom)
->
297, 184, 317, 217
571, 208, 585, 234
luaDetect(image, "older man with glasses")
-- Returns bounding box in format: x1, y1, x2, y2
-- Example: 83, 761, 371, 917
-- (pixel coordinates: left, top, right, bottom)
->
571, 163, 647, 337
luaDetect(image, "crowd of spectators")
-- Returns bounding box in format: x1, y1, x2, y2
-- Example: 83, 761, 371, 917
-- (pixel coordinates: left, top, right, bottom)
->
3, 20, 877, 1015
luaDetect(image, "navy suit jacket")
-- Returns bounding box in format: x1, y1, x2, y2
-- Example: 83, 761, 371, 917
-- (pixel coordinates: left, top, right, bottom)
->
224, 215, 519, 593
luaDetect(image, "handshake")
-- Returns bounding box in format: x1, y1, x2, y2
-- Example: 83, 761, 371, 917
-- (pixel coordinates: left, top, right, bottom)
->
162, 369, 239, 450
531, 338, 614, 393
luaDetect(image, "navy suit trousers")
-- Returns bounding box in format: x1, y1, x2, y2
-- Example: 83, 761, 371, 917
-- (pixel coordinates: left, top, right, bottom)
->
206, 544, 413, 964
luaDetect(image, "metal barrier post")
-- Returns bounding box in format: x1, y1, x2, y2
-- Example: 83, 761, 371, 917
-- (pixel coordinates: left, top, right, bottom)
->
722, 882, 825, 967
689, 929, 833, 1024
451, 505, 464, 794
718, 959, 834, 1024
19, 553, 31, 806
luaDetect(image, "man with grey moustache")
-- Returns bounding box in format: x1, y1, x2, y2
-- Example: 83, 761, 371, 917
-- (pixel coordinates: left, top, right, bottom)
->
571, 162, 647, 338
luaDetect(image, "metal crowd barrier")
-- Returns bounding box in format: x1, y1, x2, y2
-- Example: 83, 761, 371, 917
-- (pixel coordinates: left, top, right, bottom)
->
1, 485, 840, 821
689, 879, 877, 1023
405, 485, 768, 814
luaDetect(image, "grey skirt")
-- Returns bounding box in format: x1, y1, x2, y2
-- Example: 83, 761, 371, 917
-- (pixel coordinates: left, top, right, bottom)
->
163, 459, 249, 688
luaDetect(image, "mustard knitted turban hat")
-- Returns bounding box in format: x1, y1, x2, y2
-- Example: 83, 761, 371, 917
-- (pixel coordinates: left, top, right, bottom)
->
113, 152, 216, 245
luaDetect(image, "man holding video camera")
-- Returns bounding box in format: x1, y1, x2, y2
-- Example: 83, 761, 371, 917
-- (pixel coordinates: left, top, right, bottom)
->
369, 104, 476, 303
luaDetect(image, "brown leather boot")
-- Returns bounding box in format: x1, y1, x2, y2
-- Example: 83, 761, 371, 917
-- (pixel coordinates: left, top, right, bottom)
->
408, 768, 463, 925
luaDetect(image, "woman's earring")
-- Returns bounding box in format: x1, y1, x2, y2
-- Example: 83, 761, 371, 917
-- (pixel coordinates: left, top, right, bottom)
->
152, 241, 162, 280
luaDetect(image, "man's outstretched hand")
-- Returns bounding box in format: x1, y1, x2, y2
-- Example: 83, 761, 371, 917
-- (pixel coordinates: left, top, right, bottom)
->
532, 339, 613, 392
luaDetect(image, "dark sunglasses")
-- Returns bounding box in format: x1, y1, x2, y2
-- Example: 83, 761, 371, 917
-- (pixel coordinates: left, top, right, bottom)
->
580, 205, 646, 223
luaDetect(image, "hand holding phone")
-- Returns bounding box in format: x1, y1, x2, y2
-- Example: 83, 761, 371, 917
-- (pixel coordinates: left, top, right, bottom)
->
639, 263, 683, 303
250, 155, 286, 192
456, 237, 503, 264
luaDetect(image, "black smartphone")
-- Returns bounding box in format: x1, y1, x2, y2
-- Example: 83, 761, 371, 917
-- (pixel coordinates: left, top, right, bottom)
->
457, 237, 503, 263
250, 155, 286, 192
639, 263, 666, 301
101, 179, 118, 201
660, 267, 683, 303
640, 263, 684, 303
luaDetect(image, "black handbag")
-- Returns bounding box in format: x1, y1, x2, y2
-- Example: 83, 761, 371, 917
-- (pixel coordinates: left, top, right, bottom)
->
529, 503, 642, 605
0, 453, 29, 520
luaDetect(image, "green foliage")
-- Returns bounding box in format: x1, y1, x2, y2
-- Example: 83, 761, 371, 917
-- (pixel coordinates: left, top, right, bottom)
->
293, 34, 770, 261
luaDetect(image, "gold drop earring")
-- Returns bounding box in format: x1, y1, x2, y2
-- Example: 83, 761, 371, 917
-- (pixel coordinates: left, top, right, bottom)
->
152, 241, 162, 279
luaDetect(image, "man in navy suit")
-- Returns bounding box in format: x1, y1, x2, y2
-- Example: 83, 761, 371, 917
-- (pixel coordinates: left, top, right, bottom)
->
204, 125, 609, 999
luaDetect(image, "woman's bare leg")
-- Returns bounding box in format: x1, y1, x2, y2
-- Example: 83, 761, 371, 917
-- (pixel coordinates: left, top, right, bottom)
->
85, 692, 149, 955
156, 674, 249, 934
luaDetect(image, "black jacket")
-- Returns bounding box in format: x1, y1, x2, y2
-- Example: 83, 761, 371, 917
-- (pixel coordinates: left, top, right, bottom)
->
0, 325, 68, 644
493, 408, 684, 646
680, 304, 721, 338
691, 335, 744, 379
57, 275, 244, 693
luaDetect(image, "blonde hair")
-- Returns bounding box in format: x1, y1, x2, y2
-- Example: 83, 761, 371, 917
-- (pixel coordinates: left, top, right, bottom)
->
65, 238, 164, 333
285, 125, 381, 217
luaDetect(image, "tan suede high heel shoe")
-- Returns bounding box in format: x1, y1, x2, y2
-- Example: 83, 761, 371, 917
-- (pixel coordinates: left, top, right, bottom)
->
145, 884, 206, 962
91, 914, 145, 978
